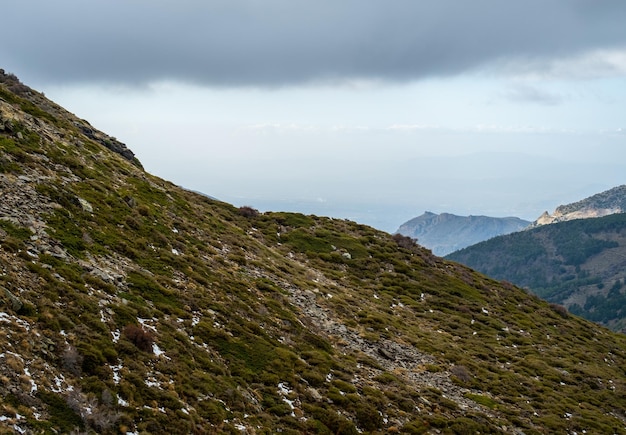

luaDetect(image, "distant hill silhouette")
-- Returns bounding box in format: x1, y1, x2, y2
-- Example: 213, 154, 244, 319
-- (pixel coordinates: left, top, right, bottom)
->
396, 211, 530, 256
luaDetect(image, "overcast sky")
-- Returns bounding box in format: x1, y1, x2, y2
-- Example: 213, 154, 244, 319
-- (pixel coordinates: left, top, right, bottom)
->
3, 1, 626, 232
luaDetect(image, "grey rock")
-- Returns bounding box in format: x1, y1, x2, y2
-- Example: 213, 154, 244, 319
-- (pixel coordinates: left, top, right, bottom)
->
1, 286, 23, 312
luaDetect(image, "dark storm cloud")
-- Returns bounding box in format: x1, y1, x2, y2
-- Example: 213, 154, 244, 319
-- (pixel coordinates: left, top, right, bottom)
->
4, 0, 626, 87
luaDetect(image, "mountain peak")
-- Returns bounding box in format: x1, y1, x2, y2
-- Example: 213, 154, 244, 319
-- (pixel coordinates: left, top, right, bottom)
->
530, 185, 626, 228
397, 212, 530, 256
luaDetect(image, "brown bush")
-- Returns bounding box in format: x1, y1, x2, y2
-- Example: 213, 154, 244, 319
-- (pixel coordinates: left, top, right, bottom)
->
549, 303, 568, 318
122, 324, 154, 353
238, 206, 259, 218
392, 233, 418, 250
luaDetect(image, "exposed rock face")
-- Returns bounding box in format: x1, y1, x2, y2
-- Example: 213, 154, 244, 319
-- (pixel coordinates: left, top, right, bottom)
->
0, 69, 141, 168
530, 185, 626, 228
396, 211, 530, 256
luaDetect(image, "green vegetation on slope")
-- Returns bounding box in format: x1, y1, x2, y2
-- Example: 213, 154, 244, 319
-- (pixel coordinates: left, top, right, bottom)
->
2, 70, 626, 434
447, 213, 626, 331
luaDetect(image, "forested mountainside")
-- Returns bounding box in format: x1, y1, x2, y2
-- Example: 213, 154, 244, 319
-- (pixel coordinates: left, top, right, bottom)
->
447, 213, 626, 332
530, 185, 626, 228
2, 70, 626, 434
396, 212, 530, 256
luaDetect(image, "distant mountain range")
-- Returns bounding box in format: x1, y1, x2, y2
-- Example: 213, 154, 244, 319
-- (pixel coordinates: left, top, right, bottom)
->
395, 212, 530, 256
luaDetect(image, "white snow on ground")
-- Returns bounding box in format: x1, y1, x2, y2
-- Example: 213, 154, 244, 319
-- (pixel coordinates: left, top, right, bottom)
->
118, 395, 129, 407
0, 312, 31, 330
145, 375, 161, 388
277, 382, 296, 417
152, 343, 166, 357
51, 374, 66, 393
111, 363, 123, 384
137, 317, 158, 332
23, 367, 37, 393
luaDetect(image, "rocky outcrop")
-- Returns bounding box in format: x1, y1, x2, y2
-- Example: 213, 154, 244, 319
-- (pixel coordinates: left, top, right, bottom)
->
530, 185, 626, 228
0, 69, 141, 168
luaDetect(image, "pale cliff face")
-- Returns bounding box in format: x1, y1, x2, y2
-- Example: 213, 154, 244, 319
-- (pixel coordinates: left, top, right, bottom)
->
530, 184, 626, 228
533, 207, 623, 227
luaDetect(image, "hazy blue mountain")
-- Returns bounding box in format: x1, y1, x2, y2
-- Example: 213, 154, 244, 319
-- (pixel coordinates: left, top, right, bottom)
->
396, 211, 530, 256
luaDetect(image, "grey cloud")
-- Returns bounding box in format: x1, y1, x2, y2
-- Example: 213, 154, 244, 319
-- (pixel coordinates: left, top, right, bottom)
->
502, 84, 564, 106
4, 0, 626, 87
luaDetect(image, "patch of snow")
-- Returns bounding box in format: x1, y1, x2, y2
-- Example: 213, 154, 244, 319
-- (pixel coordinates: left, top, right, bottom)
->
118, 395, 129, 407
0, 312, 30, 331
51, 374, 66, 393
23, 368, 37, 393
172, 248, 180, 255
112, 329, 121, 343
152, 343, 166, 357
278, 382, 291, 395
146, 376, 161, 388
137, 318, 157, 332
172, 228, 179, 233
111, 364, 122, 384
192, 316, 200, 327
482, 308, 489, 314
277, 382, 297, 417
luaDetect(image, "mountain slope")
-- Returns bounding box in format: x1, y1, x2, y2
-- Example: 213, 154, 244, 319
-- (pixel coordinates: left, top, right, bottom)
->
2, 70, 626, 434
530, 185, 626, 227
446, 213, 626, 331
396, 212, 530, 256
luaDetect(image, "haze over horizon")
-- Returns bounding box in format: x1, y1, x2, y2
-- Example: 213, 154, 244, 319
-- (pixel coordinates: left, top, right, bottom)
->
3, 1, 626, 232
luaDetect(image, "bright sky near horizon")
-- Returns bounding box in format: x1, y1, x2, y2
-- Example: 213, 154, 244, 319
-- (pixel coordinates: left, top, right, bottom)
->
3, 1, 626, 232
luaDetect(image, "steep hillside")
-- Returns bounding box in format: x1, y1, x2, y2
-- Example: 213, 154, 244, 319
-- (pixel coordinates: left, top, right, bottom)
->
530, 185, 626, 228
447, 214, 626, 331
396, 212, 530, 256
2, 70, 626, 434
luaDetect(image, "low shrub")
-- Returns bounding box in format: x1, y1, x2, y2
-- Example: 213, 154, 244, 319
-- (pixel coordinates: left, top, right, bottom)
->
122, 324, 154, 353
